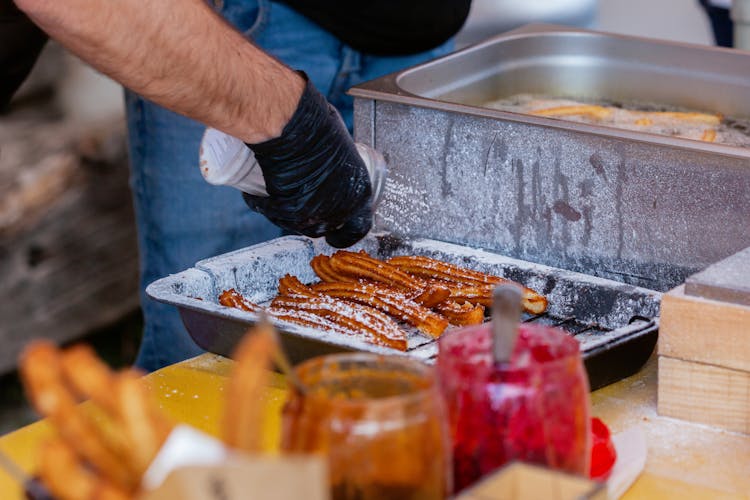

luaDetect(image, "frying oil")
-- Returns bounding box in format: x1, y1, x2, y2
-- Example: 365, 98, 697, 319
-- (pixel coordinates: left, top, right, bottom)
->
484, 94, 750, 148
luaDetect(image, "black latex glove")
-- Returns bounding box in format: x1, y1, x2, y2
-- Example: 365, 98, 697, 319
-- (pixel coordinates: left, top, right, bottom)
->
0, 0, 48, 110
243, 74, 372, 248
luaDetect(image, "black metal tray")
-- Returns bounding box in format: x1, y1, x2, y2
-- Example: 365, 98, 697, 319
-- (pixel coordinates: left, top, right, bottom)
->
146, 234, 661, 390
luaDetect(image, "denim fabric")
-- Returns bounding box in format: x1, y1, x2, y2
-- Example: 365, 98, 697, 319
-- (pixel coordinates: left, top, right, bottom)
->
126, 0, 455, 371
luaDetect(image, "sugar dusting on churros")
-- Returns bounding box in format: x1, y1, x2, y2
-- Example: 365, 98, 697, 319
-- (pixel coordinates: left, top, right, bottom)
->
218, 250, 547, 351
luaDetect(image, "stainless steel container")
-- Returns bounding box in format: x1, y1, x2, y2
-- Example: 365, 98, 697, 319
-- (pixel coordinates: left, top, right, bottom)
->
350, 24, 750, 291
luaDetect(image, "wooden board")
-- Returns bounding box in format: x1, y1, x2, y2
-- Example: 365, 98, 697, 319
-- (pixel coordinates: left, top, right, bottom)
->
684, 246, 750, 307
659, 285, 750, 372
658, 356, 750, 434
458, 462, 604, 500
0, 114, 139, 373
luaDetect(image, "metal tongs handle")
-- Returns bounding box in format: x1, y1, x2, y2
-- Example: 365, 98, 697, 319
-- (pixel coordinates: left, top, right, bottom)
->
492, 284, 524, 363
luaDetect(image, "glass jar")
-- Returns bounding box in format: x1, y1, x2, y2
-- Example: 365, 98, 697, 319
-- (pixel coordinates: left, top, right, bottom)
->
281, 353, 450, 499
437, 323, 590, 492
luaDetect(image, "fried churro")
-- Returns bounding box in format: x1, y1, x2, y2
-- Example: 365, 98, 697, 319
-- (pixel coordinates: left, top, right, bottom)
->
387, 255, 502, 286
531, 105, 613, 120
219, 251, 549, 351
328, 251, 450, 307
387, 255, 548, 314
701, 129, 717, 142
223, 323, 276, 452
435, 301, 485, 326
310, 254, 354, 283
20, 341, 176, 498
219, 288, 260, 312
312, 280, 449, 338
275, 275, 407, 351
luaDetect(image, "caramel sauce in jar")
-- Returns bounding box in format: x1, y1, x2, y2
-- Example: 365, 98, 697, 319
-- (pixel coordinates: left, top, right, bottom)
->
282, 354, 450, 499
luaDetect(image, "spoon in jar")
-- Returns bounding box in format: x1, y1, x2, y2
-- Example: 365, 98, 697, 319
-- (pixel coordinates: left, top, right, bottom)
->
491, 283, 524, 364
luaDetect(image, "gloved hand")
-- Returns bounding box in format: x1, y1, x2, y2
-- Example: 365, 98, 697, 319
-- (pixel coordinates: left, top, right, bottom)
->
243, 73, 372, 248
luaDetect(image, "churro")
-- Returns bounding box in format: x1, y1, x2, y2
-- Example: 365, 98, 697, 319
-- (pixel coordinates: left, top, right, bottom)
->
312, 280, 449, 338
20, 341, 175, 498
387, 255, 547, 314
435, 301, 485, 326
531, 105, 613, 120
219, 288, 260, 312
328, 251, 450, 307
275, 276, 407, 351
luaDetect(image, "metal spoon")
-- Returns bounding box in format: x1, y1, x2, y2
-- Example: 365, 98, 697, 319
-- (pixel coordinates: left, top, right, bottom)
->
492, 283, 524, 363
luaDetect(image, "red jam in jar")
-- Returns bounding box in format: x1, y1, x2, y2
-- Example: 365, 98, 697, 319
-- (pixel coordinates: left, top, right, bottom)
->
437, 323, 591, 492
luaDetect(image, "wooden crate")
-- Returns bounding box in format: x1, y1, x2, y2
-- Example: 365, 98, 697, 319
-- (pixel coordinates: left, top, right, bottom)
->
658, 284, 750, 433
0, 114, 139, 373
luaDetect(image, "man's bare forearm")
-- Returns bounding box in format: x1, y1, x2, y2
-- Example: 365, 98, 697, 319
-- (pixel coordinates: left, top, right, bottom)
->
14, 0, 304, 143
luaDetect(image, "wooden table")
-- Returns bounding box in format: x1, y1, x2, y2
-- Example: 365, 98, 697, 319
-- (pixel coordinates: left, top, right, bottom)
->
1, 353, 747, 499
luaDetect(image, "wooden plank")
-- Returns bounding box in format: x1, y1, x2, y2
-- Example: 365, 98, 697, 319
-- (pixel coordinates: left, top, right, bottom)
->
460, 462, 604, 499
0, 115, 139, 373
659, 285, 750, 372
685, 246, 750, 307
658, 356, 750, 434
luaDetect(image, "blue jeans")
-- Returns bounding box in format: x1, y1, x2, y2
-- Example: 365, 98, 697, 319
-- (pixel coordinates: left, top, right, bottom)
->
126, 0, 454, 371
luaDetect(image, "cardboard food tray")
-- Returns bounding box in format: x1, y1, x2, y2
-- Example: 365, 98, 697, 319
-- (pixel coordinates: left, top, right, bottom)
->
147, 234, 661, 390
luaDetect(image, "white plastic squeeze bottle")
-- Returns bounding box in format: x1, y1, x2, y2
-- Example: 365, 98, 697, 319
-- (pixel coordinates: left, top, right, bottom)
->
199, 128, 387, 208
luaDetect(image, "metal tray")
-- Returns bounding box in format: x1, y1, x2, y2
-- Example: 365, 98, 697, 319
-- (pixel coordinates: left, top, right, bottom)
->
350, 24, 750, 293
147, 234, 661, 390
